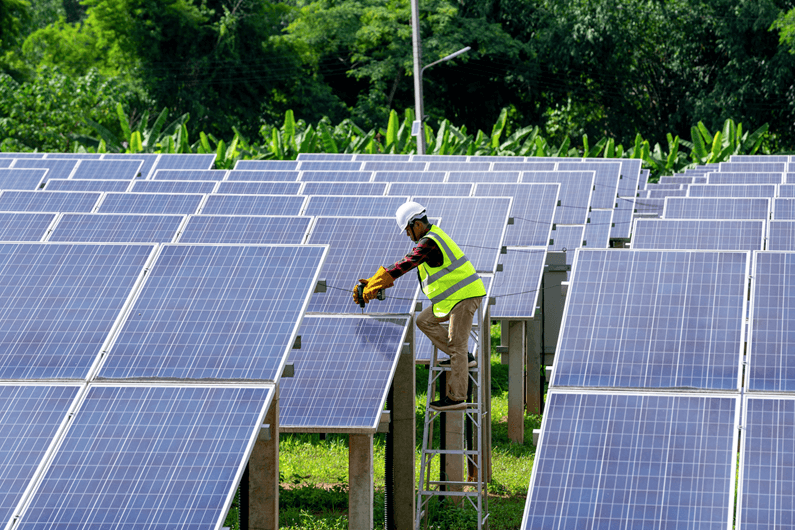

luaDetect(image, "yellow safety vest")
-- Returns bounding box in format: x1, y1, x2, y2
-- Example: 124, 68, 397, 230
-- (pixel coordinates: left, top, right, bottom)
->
418, 225, 486, 317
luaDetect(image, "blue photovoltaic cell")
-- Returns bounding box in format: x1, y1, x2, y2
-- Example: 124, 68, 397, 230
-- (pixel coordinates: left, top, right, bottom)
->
99, 244, 326, 380
362, 161, 427, 172
45, 179, 131, 193
612, 159, 642, 197
447, 171, 520, 183
780, 184, 795, 197
747, 251, 795, 390
719, 162, 787, 173
201, 194, 305, 215
101, 153, 159, 179
0, 243, 154, 379
558, 161, 622, 209
664, 197, 770, 220
179, 216, 311, 244
216, 181, 301, 195
297, 153, 355, 161
639, 168, 650, 189
388, 182, 472, 197
774, 198, 795, 220
739, 396, 795, 530
280, 316, 407, 430
152, 153, 215, 171
301, 182, 386, 196
426, 162, 491, 172
16, 385, 271, 530
645, 189, 688, 198
786, 173, 795, 184
303, 195, 408, 217
469, 156, 527, 162
633, 197, 665, 218
659, 176, 698, 185
611, 196, 635, 239
130, 180, 217, 194
0, 159, 12, 168
524, 392, 737, 530
411, 155, 468, 162
373, 171, 446, 182
48, 214, 183, 243
643, 184, 685, 191
0, 212, 55, 241
152, 169, 227, 181
548, 226, 584, 262
685, 168, 713, 175
71, 159, 143, 180
0, 169, 46, 190
474, 183, 559, 247
305, 217, 420, 315
97, 192, 203, 215
10, 159, 79, 180
491, 247, 546, 319
226, 170, 300, 182
45, 153, 101, 159
688, 184, 777, 198
411, 196, 510, 273
520, 171, 595, 224
300, 161, 364, 172
766, 221, 795, 250
299, 171, 373, 182
0, 384, 80, 526
553, 249, 748, 389
707, 172, 784, 185
583, 209, 614, 248
234, 160, 298, 171
492, 162, 556, 172
0, 153, 44, 159
632, 219, 764, 250
353, 154, 410, 161
0, 191, 100, 213
731, 155, 790, 162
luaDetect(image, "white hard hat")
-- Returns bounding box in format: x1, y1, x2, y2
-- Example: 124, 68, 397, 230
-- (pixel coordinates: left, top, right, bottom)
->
395, 201, 426, 231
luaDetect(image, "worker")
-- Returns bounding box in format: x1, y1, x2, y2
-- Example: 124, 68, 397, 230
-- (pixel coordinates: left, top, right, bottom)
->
353, 201, 486, 410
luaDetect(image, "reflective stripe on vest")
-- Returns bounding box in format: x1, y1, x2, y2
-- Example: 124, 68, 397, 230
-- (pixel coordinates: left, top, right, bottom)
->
418, 226, 486, 317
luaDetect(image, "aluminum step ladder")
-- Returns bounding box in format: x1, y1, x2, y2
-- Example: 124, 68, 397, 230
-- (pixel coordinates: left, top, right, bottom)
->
415, 298, 492, 530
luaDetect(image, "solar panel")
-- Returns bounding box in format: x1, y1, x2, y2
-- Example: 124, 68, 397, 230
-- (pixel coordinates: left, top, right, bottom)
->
557, 161, 622, 209
300, 171, 373, 182
785, 173, 795, 184
781, 184, 795, 197
426, 162, 491, 172
411, 155, 468, 162
0, 243, 155, 379
303, 195, 408, 217
304, 217, 420, 315
707, 172, 784, 185
632, 219, 765, 250
687, 184, 777, 198
45, 153, 101, 159
300, 161, 364, 172
45, 179, 131, 193
447, 171, 520, 183
0, 212, 56, 241
719, 162, 787, 173
353, 154, 410, 161
234, 160, 299, 171
747, 251, 795, 390
71, 159, 143, 179
0, 169, 46, 190
766, 221, 795, 250
410, 196, 511, 273
301, 182, 387, 196
639, 168, 650, 190
152, 153, 216, 171
524, 391, 738, 530
373, 171, 446, 182
98, 244, 327, 380
0, 191, 100, 213
215, 181, 301, 195
520, 171, 595, 224
152, 169, 227, 181
490, 247, 546, 319
297, 153, 355, 161
730, 155, 790, 162
0, 383, 81, 526
642, 184, 685, 191
611, 196, 635, 239
469, 156, 526, 162
553, 249, 748, 389
97, 192, 204, 214
548, 225, 584, 255
201, 194, 305, 215
10, 159, 79, 180
101, 153, 159, 179
130, 180, 218, 194
774, 198, 795, 220
645, 189, 688, 198
226, 170, 300, 182
280, 315, 408, 431
659, 176, 698, 185
362, 161, 427, 172
0, 159, 12, 168
492, 162, 556, 171
473, 183, 559, 246
178, 215, 311, 244
15, 384, 272, 530
388, 182, 472, 197
738, 396, 795, 530
685, 167, 713, 175
607, 159, 642, 197
0, 153, 44, 158
633, 197, 665, 218
583, 209, 614, 248
48, 213, 184, 243
664, 197, 770, 220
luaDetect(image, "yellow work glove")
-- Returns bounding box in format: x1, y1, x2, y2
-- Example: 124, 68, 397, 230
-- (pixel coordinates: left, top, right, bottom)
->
357, 266, 395, 303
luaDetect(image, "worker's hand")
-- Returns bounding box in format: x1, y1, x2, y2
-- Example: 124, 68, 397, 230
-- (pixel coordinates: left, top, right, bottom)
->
362, 266, 394, 302
352, 280, 369, 305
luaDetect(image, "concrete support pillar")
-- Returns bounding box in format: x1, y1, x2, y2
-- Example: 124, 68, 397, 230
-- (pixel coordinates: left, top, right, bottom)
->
248, 387, 279, 530
526, 318, 542, 416
349, 433, 374, 530
507, 320, 525, 444
543, 252, 568, 366
391, 322, 416, 529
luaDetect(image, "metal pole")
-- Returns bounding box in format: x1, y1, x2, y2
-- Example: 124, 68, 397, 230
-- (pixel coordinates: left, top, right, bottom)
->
410, 0, 425, 154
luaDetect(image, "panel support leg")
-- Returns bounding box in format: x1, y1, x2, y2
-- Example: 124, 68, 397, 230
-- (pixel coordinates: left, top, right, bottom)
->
349, 433, 374, 530
526, 318, 542, 416
391, 323, 416, 529
248, 387, 279, 530
507, 320, 525, 444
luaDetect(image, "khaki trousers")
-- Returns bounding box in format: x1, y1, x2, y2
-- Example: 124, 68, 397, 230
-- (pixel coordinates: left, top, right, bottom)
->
416, 296, 482, 401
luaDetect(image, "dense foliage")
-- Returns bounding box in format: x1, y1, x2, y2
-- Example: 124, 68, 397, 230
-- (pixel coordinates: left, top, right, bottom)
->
2, 0, 795, 156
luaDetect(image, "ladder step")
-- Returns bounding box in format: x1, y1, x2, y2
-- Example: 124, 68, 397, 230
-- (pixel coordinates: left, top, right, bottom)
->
419, 489, 484, 497
427, 480, 483, 487
423, 449, 480, 455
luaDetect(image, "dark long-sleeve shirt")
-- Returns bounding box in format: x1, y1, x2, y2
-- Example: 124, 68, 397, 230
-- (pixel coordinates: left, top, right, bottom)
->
386, 232, 443, 279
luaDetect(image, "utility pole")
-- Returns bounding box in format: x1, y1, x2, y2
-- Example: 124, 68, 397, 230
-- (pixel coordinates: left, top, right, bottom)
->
410, 0, 425, 154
